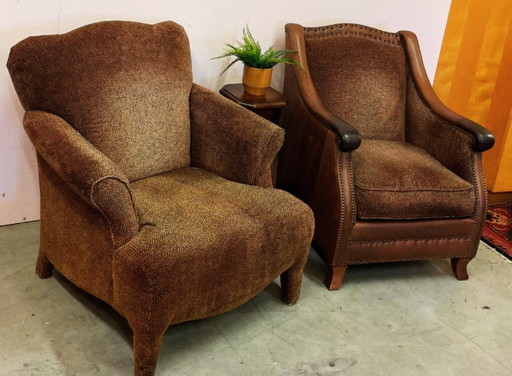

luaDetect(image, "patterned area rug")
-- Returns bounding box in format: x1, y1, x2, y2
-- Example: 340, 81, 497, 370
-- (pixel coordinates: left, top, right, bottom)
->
482, 203, 512, 260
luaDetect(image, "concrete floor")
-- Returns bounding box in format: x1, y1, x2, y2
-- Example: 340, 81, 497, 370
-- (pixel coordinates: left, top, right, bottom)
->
1, 222, 511, 376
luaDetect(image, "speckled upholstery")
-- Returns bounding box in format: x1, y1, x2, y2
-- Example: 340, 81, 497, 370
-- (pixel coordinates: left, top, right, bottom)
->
305, 26, 406, 141
7, 20, 314, 376
352, 139, 475, 219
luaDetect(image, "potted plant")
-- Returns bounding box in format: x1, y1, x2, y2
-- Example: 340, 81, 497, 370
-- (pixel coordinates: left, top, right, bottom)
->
213, 26, 302, 96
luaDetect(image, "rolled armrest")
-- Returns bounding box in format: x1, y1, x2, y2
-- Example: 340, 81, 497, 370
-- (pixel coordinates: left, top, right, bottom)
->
24, 111, 139, 247
189, 84, 284, 187
285, 23, 361, 152
400, 30, 494, 152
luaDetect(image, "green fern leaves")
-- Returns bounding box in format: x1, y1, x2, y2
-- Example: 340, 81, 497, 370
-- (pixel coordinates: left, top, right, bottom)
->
212, 26, 303, 75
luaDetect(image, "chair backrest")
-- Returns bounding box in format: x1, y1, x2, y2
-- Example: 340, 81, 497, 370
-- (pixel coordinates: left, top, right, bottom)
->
303, 24, 407, 141
7, 21, 192, 181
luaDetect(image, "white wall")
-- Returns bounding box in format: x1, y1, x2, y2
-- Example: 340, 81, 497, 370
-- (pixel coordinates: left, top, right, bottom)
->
0, 0, 451, 225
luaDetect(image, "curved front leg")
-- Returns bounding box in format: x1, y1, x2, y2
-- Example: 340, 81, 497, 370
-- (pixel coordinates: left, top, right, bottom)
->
451, 258, 471, 280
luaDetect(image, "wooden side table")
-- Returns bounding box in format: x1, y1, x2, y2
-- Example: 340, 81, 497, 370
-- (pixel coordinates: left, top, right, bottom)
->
219, 84, 287, 124
219, 84, 287, 186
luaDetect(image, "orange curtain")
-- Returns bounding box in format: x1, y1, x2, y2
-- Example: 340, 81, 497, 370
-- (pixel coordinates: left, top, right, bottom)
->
434, 0, 512, 192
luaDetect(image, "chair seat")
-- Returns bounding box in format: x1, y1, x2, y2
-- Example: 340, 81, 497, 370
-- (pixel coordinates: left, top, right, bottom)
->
352, 139, 475, 220
129, 167, 312, 324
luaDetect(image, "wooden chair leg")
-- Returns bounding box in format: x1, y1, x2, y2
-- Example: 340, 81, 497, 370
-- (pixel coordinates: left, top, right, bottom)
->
35, 253, 53, 279
280, 260, 306, 305
451, 258, 471, 280
133, 329, 165, 376
324, 265, 347, 291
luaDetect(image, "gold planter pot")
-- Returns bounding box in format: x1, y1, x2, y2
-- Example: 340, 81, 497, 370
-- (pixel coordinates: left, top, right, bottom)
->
242, 66, 272, 96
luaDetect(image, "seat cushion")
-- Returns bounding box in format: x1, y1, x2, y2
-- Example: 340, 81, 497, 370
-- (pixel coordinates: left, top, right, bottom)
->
126, 167, 313, 324
352, 139, 475, 220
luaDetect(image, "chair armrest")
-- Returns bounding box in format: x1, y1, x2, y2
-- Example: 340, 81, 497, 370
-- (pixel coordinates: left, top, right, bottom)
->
400, 30, 494, 152
189, 84, 284, 187
24, 111, 139, 247
284, 23, 361, 152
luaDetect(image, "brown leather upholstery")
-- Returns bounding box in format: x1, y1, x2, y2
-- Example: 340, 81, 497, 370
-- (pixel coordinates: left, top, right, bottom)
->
7, 21, 314, 376
278, 23, 494, 290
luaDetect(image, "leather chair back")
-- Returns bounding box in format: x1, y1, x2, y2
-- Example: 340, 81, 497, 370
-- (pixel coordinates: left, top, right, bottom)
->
303, 24, 407, 141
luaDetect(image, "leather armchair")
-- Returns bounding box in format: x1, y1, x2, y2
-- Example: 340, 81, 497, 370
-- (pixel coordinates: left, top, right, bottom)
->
278, 23, 494, 290
7, 21, 314, 376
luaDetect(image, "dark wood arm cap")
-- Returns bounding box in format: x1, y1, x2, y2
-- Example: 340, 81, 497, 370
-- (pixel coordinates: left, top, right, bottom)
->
459, 119, 495, 152
400, 30, 495, 152
319, 111, 362, 151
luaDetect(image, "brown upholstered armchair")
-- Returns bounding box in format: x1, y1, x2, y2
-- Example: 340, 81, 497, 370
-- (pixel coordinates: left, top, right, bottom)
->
278, 23, 494, 290
7, 21, 314, 375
